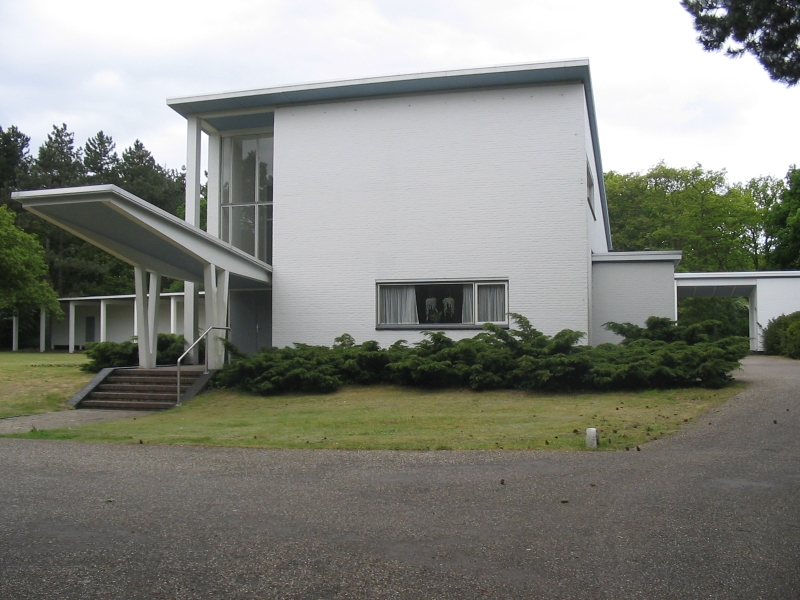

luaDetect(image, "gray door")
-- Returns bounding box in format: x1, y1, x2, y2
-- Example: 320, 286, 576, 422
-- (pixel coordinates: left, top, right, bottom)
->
229, 290, 272, 354
85, 316, 96, 343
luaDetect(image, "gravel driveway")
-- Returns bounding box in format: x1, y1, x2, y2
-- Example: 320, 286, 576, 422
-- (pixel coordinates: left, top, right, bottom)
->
0, 355, 798, 599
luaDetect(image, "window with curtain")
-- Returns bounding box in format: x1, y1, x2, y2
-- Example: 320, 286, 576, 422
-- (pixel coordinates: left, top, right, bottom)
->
377, 281, 508, 327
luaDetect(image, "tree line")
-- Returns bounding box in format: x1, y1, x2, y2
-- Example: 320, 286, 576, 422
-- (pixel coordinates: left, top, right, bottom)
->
605, 162, 800, 272
0, 124, 186, 299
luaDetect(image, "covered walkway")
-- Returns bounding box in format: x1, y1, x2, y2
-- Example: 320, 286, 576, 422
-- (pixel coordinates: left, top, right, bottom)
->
675, 271, 800, 351
12, 185, 271, 368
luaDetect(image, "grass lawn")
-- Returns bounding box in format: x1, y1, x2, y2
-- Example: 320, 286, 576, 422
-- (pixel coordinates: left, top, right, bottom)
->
0, 351, 91, 418
6, 383, 744, 450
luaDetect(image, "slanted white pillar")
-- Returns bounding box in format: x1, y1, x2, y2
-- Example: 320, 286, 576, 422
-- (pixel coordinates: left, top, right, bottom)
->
39, 308, 46, 352
68, 301, 76, 353
203, 263, 229, 370
100, 299, 108, 342
204, 263, 218, 368
148, 271, 162, 361
183, 282, 199, 363
170, 295, 178, 334
134, 266, 157, 369
12, 313, 19, 352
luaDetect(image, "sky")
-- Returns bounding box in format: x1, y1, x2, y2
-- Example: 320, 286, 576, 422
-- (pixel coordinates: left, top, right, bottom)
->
1, 0, 798, 184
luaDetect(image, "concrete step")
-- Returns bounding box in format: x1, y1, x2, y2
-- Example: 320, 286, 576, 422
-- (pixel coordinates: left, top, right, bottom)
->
88, 391, 177, 402
106, 375, 201, 385
79, 400, 177, 410
73, 367, 215, 411
97, 384, 192, 393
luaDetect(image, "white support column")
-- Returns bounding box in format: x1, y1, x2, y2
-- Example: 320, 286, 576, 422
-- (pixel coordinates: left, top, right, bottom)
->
68, 301, 76, 353
204, 263, 218, 329
39, 308, 46, 353
170, 296, 178, 334
216, 269, 229, 327
148, 271, 162, 361
183, 116, 203, 363
100, 300, 108, 342
134, 265, 155, 369
214, 268, 230, 369
185, 116, 202, 227
183, 282, 199, 363
204, 263, 224, 369
133, 300, 138, 337
749, 287, 759, 352
12, 313, 18, 352
206, 133, 221, 237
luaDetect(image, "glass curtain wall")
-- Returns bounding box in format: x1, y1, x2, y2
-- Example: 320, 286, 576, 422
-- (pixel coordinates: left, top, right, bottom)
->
220, 134, 274, 264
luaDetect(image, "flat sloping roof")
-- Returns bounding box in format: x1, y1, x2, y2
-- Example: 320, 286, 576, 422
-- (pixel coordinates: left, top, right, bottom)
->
13, 185, 271, 289
167, 59, 592, 118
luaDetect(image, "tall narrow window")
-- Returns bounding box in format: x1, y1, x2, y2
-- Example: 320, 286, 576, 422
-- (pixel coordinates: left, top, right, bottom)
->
220, 133, 273, 263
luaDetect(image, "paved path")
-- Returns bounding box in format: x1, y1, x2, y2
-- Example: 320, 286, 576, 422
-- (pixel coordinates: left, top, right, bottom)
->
0, 355, 798, 599
0, 408, 154, 434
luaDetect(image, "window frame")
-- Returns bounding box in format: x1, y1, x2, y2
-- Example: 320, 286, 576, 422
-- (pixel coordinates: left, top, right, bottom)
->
586, 160, 596, 221
375, 279, 509, 330
219, 131, 274, 265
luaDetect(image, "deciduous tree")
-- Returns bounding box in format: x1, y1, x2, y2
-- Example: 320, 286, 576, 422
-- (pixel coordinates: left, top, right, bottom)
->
766, 166, 800, 268
605, 163, 757, 271
0, 205, 60, 315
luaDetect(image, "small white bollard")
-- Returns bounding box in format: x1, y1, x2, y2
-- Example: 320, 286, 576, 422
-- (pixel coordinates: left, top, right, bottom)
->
586, 428, 599, 449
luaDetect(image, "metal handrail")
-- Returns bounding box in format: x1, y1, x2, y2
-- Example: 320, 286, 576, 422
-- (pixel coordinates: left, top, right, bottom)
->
176, 326, 230, 405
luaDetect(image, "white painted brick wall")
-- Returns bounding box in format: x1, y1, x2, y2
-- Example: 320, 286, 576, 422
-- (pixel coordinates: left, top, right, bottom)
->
591, 261, 677, 344
756, 277, 800, 330
272, 84, 590, 347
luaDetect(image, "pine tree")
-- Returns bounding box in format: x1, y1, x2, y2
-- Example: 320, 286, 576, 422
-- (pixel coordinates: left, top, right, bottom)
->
84, 130, 120, 184
119, 140, 184, 215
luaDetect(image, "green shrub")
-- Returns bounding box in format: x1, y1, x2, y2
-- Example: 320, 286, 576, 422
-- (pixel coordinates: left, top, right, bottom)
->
82, 334, 187, 372
214, 314, 749, 395
763, 311, 800, 356
786, 321, 800, 359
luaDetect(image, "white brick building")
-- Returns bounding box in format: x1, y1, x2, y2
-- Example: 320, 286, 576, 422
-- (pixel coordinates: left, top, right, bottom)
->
16, 60, 700, 365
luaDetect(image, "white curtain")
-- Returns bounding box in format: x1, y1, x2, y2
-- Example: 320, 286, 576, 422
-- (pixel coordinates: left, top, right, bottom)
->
380, 286, 419, 324
477, 284, 505, 322
462, 284, 474, 323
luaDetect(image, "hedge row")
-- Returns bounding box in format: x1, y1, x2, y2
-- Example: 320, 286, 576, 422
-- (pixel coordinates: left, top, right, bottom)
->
763, 311, 800, 359
81, 334, 187, 372
213, 314, 750, 395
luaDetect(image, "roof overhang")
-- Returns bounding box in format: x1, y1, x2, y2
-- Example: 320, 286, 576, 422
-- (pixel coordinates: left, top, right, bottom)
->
675, 271, 800, 299
12, 185, 271, 289
167, 59, 613, 250
592, 251, 682, 266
